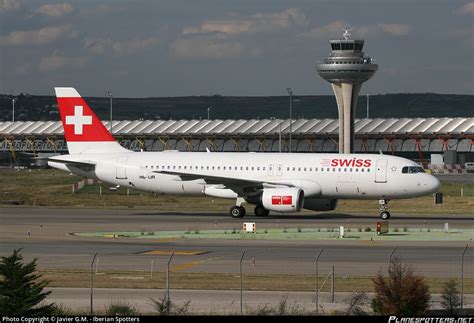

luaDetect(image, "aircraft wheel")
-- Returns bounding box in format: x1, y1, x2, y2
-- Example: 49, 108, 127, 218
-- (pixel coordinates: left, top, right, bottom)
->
380, 211, 391, 220
254, 205, 270, 217
230, 206, 245, 218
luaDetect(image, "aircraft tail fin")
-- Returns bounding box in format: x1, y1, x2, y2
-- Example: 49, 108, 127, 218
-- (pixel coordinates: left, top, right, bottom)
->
54, 87, 128, 154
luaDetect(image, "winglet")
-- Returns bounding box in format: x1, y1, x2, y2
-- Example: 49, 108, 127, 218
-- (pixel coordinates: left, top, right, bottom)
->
206, 147, 211, 153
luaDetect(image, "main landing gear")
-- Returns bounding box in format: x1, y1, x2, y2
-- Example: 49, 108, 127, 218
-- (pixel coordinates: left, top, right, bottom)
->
229, 197, 270, 218
230, 206, 246, 218
254, 205, 270, 217
230, 197, 246, 218
379, 199, 391, 220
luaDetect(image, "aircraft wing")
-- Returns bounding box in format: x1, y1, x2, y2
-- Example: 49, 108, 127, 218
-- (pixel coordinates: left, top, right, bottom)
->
153, 170, 292, 194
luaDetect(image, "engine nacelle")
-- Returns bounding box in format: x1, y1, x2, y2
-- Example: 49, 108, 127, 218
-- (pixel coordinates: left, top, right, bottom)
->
247, 187, 304, 212
303, 198, 338, 211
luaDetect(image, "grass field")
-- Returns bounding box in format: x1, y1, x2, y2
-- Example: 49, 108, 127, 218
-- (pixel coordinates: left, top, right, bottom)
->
1, 168, 473, 214
37, 269, 474, 294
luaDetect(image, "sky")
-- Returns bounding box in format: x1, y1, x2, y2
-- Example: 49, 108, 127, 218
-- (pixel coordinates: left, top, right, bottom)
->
0, 0, 473, 97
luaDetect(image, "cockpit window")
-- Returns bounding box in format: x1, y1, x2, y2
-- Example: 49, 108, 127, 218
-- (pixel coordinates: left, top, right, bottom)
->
402, 166, 425, 174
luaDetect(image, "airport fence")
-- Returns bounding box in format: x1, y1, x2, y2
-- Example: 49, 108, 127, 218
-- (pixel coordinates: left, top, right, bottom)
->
34, 245, 474, 315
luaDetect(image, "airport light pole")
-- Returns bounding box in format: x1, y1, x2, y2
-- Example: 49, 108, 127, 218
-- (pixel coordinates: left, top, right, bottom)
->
12, 98, 16, 122
108, 91, 113, 134
286, 88, 293, 153
207, 106, 212, 120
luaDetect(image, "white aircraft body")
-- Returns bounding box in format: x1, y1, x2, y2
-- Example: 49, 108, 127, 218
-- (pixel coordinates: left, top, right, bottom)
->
47, 87, 440, 219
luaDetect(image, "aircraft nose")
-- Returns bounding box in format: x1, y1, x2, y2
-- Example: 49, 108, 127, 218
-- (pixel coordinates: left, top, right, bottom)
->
425, 174, 441, 193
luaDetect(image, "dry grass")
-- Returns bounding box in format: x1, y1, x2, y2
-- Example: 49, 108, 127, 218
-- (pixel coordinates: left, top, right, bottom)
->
38, 269, 474, 294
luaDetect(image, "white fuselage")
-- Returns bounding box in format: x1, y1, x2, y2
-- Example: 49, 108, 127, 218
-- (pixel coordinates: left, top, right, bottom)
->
49, 151, 440, 200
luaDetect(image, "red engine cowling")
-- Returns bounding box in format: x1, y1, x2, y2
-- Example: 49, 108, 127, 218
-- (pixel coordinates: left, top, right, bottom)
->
258, 187, 305, 212
303, 198, 338, 211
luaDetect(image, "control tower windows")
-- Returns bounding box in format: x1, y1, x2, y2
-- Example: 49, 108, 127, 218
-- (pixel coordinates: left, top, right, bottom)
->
355, 43, 363, 50
341, 43, 354, 50
331, 43, 341, 50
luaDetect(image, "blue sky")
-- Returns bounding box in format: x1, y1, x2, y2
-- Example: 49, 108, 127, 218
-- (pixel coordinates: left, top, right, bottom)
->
1, 0, 473, 97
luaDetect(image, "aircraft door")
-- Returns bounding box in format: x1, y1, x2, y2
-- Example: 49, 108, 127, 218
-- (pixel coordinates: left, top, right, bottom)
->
375, 159, 388, 183
267, 164, 273, 176
116, 156, 128, 179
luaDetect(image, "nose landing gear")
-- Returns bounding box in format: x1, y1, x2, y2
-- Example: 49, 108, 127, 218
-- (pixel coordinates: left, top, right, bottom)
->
379, 199, 391, 220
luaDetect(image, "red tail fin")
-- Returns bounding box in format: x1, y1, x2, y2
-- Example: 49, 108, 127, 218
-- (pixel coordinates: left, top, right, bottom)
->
55, 87, 127, 154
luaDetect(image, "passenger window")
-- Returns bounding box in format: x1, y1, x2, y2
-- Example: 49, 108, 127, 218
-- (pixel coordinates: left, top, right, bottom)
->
355, 168, 358, 172
361, 169, 365, 172
251, 167, 254, 171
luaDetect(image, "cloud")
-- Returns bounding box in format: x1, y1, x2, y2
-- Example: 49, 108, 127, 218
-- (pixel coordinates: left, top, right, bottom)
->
35, 2, 74, 17
171, 34, 250, 60
301, 21, 347, 40
16, 62, 33, 75
454, 2, 474, 15
303, 21, 410, 40
183, 8, 307, 35
0, 0, 21, 13
173, 8, 306, 60
38, 51, 86, 72
84, 37, 160, 56
0, 24, 72, 46
378, 24, 410, 36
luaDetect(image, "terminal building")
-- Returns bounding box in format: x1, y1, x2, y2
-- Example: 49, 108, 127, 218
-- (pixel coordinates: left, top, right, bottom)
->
1, 117, 473, 172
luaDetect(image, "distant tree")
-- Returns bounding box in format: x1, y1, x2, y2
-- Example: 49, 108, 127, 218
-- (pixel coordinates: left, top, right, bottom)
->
0, 249, 54, 316
372, 257, 430, 315
441, 279, 461, 316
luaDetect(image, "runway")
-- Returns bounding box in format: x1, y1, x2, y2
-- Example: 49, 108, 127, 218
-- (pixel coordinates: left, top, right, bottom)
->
0, 208, 472, 278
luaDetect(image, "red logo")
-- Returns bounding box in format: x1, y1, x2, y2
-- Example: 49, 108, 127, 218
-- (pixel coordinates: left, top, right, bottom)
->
57, 97, 115, 142
328, 158, 372, 167
272, 196, 292, 205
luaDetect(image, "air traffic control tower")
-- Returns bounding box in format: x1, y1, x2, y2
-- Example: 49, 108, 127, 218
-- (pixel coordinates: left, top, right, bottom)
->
316, 29, 378, 153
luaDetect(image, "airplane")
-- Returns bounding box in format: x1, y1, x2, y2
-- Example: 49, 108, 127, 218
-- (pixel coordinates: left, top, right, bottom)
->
46, 87, 440, 220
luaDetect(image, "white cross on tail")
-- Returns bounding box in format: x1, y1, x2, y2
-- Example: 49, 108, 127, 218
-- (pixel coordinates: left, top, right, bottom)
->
65, 106, 92, 135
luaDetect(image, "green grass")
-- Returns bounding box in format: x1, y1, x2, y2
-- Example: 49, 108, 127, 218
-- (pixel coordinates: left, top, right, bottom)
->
1, 168, 473, 214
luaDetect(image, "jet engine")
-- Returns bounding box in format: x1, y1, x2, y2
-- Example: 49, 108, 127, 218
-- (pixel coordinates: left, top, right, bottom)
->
246, 187, 304, 212
303, 198, 338, 211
